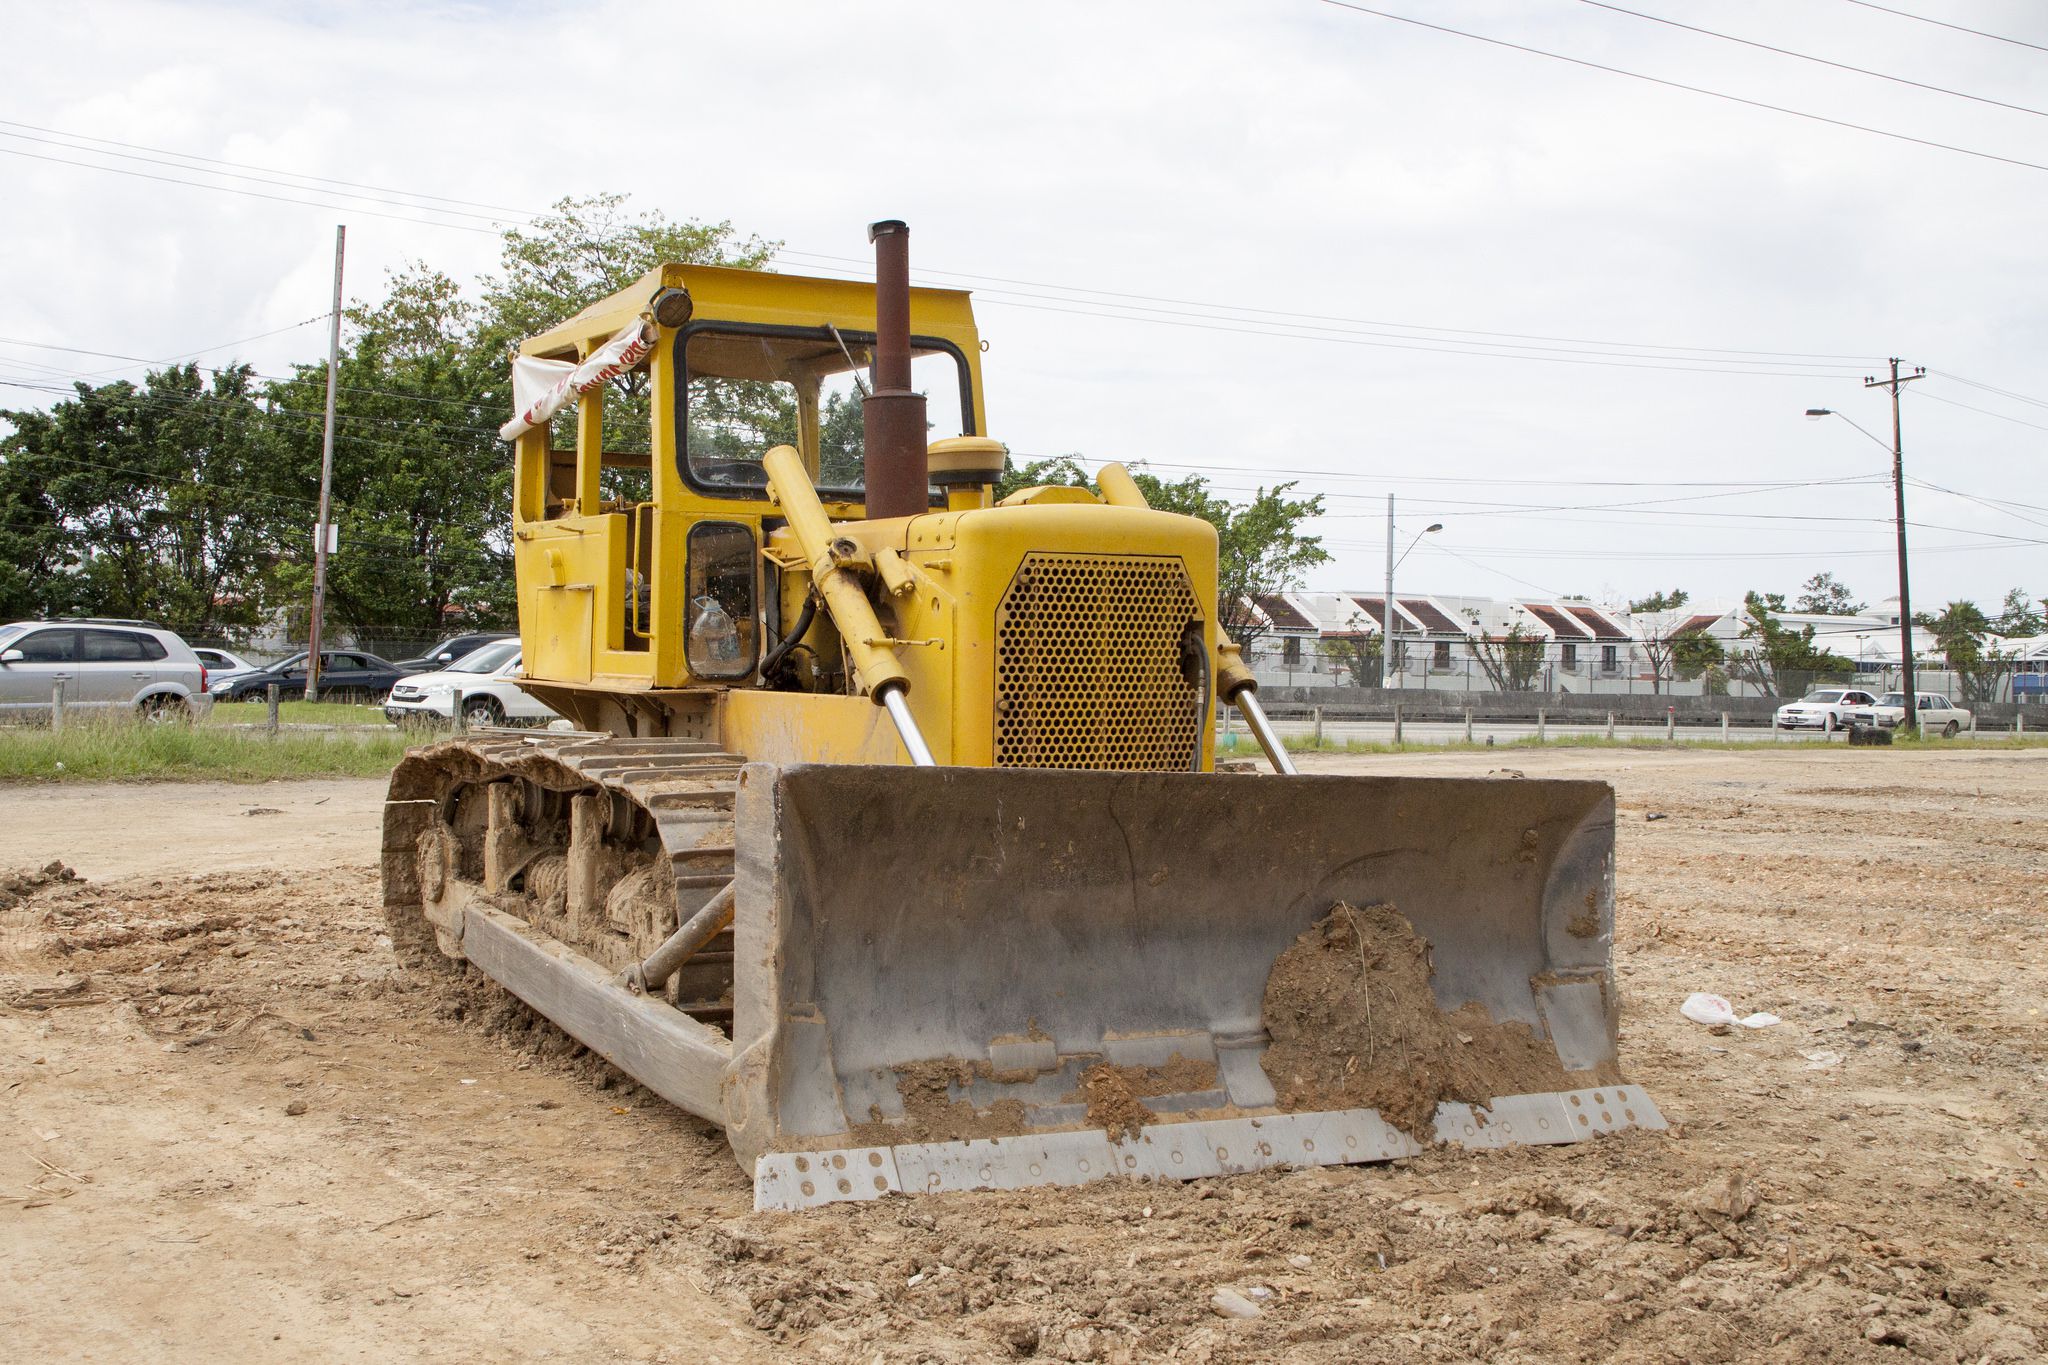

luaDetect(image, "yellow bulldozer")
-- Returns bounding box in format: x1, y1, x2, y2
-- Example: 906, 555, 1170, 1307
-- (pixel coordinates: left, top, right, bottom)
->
383, 222, 1660, 1210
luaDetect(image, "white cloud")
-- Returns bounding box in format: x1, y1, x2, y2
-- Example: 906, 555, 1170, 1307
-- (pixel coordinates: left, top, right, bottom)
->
2, 0, 2043, 609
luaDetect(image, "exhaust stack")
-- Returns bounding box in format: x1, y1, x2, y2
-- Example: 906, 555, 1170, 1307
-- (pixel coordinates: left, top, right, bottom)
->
861, 220, 930, 520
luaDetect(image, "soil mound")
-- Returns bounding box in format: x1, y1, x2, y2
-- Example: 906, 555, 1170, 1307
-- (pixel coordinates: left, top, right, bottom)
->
1260, 902, 1601, 1139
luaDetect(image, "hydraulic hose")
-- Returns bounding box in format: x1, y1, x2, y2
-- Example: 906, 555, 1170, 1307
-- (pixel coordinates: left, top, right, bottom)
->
761, 592, 818, 681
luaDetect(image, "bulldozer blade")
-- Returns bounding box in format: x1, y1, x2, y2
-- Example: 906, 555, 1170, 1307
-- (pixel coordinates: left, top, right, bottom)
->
725, 763, 1662, 1211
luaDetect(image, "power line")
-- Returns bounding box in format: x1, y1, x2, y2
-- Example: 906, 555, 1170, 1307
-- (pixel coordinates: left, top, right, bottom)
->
974, 294, 1872, 379
777, 254, 1875, 379
0, 335, 497, 414
1579, 1, 2048, 119
1313, 0, 2048, 175
0, 146, 505, 234
0, 117, 546, 217
1839, 0, 2048, 56
1927, 369, 2048, 412
3, 119, 1892, 384
0, 344, 503, 437
1910, 388, 2048, 434
770, 248, 1878, 364
0, 128, 523, 225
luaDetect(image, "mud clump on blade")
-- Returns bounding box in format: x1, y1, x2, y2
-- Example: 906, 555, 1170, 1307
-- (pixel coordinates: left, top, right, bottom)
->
1260, 902, 1601, 1141
1078, 1064, 1150, 1142
844, 1061, 1029, 1147
1073, 1055, 1218, 1141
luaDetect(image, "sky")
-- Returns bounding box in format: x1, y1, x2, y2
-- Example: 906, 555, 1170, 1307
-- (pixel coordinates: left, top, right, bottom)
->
2, 0, 2044, 614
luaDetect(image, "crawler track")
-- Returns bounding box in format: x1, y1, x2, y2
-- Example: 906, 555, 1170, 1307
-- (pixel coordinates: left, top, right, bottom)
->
382, 732, 743, 1029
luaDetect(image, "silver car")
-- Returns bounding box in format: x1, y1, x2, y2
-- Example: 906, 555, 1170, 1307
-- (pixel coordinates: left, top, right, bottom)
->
0, 620, 214, 721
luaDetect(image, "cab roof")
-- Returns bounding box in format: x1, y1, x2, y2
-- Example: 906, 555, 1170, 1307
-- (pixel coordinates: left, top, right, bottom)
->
520, 263, 979, 361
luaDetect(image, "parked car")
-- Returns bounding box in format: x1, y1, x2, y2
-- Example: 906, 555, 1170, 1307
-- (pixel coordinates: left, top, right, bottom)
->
393, 631, 517, 675
1773, 687, 1881, 732
192, 647, 263, 691
1847, 691, 1973, 736
0, 620, 213, 721
214, 649, 408, 703
384, 640, 560, 727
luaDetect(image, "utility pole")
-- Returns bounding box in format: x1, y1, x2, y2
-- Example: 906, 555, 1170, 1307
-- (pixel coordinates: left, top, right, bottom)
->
1381, 494, 1396, 691
1867, 358, 1924, 730
306, 225, 345, 704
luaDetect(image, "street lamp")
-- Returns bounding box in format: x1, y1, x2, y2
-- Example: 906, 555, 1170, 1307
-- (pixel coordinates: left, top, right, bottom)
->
1382, 493, 1444, 689
1806, 357, 1924, 729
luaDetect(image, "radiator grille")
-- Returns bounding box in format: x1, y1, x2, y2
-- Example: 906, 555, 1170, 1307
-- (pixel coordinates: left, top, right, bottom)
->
994, 553, 1203, 770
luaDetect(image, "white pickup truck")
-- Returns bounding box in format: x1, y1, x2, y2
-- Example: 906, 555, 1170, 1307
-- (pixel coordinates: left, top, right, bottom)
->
1847, 691, 1973, 736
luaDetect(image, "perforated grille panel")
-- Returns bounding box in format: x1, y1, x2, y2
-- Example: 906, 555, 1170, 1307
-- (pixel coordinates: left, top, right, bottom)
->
994, 553, 1203, 771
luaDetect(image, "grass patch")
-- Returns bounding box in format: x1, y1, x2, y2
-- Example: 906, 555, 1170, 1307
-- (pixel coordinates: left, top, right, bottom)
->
204, 698, 390, 727
0, 717, 413, 782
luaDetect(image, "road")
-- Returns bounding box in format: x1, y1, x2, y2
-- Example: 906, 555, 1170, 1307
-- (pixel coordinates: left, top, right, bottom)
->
1227, 715, 2001, 747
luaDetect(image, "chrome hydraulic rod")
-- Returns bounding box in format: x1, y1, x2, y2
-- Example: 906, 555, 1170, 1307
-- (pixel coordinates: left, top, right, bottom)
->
881, 682, 937, 766
1234, 690, 1298, 775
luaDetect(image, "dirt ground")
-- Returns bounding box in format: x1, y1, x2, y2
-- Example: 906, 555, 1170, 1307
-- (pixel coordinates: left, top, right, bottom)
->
1, 747, 2042, 1363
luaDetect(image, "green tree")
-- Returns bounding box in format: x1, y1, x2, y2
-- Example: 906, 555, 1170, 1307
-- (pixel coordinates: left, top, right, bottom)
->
259, 266, 514, 650
1628, 588, 1692, 695
994, 455, 1330, 653
482, 194, 777, 345
0, 364, 279, 634
1917, 600, 2010, 704
1672, 629, 1727, 682
1323, 616, 1385, 688
484, 194, 783, 472
1464, 612, 1545, 691
1794, 571, 1865, 616
1731, 591, 1855, 696
1992, 587, 2044, 638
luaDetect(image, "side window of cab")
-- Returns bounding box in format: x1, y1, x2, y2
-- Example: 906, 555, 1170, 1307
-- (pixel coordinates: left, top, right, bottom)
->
685, 522, 758, 679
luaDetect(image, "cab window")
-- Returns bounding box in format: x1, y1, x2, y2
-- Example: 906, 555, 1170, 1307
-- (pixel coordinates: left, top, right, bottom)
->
685, 522, 758, 679
678, 326, 970, 498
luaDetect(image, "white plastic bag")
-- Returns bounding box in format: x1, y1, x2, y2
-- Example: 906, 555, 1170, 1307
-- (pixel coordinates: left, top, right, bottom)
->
1680, 992, 1780, 1029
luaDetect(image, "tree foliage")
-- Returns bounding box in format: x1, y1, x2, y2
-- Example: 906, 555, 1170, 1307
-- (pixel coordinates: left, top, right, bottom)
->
1993, 587, 2044, 638
1323, 616, 1387, 688
1730, 591, 1855, 696
0, 364, 280, 633
1464, 613, 1545, 691
996, 455, 1329, 651
1794, 571, 1865, 616
0, 195, 773, 652
481, 194, 776, 345
1917, 599, 2011, 704
1628, 588, 1688, 696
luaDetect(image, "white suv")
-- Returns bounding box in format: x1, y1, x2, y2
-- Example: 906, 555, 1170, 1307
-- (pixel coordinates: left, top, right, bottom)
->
0, 620, 214, 721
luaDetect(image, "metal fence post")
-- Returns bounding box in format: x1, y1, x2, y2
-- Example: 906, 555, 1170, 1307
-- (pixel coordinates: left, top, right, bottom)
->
452, 688, 467, 735
266, 683, 280, 736
50, 679, 65, 734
